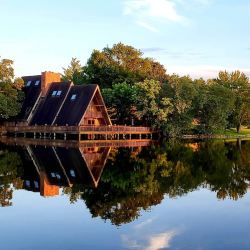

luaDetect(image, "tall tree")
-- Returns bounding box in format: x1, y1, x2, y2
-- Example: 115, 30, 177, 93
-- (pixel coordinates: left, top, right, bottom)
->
62, 57, 84, 85
135, 79, 173, 128
162, 75, 198, 136
102, 82, 137, 124
198, 83, 235, 133
0, 58, 23, 119
82, 43, 167, 87
215, 70, 250, 133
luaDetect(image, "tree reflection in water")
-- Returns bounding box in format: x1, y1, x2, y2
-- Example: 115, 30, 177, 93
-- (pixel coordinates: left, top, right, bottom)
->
0, 140, 250, 225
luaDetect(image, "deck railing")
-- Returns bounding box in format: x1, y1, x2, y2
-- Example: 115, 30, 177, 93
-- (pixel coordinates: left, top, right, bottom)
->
4, 124, 155, 133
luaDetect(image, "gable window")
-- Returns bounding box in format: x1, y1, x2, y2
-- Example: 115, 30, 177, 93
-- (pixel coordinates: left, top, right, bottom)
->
26, 80, 32, 87
52, 91, 57, 96
71, 94, 77, 100
57, 90, 62, 96
35, 80, 40, 86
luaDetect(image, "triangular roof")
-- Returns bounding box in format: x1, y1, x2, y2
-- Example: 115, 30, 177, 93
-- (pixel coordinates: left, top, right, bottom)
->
54, 84, 111, 126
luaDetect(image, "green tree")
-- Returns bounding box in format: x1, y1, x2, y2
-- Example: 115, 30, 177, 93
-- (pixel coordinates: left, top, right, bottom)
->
215, 70, 250, 133
62, 57, 84, 85
0, 58, 24, 119
162, 75, 199, 136
102, 82, 137, 124
135, 79, 173, 128
82, 43, 167, 88
198, 83, 235, 133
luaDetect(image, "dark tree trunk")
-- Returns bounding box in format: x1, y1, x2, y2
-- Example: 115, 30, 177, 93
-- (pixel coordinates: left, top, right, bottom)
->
236, 123, 241, 133
237, 138, 242, 150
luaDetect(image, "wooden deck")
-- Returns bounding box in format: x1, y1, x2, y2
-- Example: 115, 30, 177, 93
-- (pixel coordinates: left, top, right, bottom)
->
5, 124, 154, 134
3, 124, 159, 141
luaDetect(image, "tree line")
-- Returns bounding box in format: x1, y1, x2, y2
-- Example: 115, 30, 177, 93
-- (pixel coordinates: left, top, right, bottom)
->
1, 43, 250, 136
62, 43, 250, 136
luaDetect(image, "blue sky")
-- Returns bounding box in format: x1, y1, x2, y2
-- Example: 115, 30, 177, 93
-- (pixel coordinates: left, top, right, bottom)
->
1, 0, 250, 79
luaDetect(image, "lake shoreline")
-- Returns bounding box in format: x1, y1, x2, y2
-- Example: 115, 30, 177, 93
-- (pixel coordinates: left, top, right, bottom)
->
182, 134, 250, 139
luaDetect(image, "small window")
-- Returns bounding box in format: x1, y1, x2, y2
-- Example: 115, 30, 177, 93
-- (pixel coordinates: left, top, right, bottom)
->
26, 80, 32, 87
88, 120, 92, 125
52, 91, 57, 96
35, 80, 40, 86
71, 94, 77, 100
70, 170, 76, 177
57, 90, 62, 96
34, 181, 39, 188
92, 120, 95, 125
25, 180, 31, 187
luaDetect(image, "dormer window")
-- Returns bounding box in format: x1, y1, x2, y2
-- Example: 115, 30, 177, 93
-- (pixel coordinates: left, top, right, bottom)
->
57, 90, 62, 96
35, 80, 40, 86
71, 94, 77, 100
26, 80, 32, 87
52, 91, 57, 96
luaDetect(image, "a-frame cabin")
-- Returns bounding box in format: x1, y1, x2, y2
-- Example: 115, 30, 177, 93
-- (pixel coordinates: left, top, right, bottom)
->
19, 71, 111, 127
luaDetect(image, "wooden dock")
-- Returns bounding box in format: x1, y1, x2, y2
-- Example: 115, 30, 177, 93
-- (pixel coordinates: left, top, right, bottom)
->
4, 124, 159, 141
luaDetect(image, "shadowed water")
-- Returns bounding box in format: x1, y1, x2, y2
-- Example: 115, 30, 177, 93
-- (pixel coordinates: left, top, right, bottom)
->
0, 139, 250, 249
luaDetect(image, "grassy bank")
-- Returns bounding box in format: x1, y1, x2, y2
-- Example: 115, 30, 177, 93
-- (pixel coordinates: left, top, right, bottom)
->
215, 127, 250, 136
183, 127, 250, 139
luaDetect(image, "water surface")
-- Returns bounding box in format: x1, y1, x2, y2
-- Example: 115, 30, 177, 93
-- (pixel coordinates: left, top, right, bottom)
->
0, 139, 250, 249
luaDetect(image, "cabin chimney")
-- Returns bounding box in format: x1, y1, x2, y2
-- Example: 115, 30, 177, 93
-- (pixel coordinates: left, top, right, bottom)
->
40, 172, 59, 197
41, 71, 61, 97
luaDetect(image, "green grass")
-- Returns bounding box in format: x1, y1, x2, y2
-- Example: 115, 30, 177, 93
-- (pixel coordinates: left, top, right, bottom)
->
215, 127, 250, 136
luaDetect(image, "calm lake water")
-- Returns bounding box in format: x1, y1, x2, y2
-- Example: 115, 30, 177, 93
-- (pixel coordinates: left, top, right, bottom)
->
0, 139, 250, 250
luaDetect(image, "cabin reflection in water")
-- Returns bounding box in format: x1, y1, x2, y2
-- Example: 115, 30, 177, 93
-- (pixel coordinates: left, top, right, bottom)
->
22, 146, 111, 197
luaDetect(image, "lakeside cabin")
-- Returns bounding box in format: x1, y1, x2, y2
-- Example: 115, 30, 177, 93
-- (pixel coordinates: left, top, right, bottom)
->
5, 71, 156, 141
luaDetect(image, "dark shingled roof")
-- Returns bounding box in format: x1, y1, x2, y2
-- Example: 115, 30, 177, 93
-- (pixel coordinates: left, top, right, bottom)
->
19, 75, 41, 120
54, 84, 98, 126
54, 147, 93, 185
30, 82, 72, 125
30, 146, 69, 186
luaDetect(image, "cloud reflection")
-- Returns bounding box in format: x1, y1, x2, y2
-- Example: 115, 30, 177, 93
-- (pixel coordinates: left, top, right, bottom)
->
121, 227, 180, 250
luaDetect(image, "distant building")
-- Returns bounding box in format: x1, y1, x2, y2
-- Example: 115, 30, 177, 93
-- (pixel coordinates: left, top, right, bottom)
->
19, 71, 111, 126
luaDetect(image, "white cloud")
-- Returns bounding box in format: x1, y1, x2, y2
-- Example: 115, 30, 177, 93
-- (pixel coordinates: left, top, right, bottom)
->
146, 230, 179, 250
123, 0, 214, 32
124, 0, 184, 22
123, 0, 186, 32
121, 228, 181, 250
